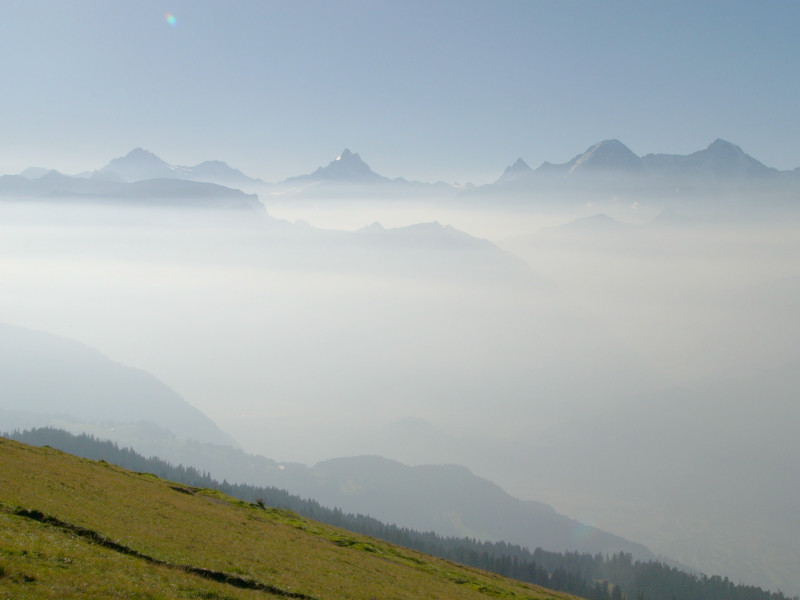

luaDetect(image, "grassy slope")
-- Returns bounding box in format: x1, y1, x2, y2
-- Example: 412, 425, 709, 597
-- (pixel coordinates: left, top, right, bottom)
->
0, 437, 580, 600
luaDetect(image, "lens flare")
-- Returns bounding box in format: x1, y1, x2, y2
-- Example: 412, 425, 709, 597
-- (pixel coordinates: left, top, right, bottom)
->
165, 12, 177, 26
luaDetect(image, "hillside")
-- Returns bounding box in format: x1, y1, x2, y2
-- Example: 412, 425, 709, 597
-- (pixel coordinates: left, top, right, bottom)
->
0, 321, 238, 448
6, 428, 795, 600
0, 436, 579, 600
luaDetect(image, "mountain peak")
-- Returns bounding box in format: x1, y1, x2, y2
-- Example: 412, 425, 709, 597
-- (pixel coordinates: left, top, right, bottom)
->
97, 150, 260, 186
509, 158, 531, 171
569, 139, 642, 173
323, 148, 372, 171
705, 138, 744, 155
596, 138, 628, 149
496, 158, 533, 184
98, 148, 178, 182
688, 139, 771, 176
125, 147, 160, 159
19, 166, 50, 179
284, 148, 387, 184
336, 148, 357, 161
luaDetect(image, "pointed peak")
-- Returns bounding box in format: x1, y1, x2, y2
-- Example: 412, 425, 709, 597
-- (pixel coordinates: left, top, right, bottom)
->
687, 139, 771, 176
281, 148, 386, 184
496, 157, 533, 184
705, 138, 744, 154
328, 149, 370, 170
336, 148, 358, 161
509, 158, 532, 171
99, 148, 175, 182
570, 139, 641, 173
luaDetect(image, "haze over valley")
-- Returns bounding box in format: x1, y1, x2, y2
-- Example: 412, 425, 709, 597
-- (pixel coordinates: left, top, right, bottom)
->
2, 2, 799, 599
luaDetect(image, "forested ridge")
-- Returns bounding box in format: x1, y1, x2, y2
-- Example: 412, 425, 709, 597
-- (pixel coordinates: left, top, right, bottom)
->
7, 427, 795, 600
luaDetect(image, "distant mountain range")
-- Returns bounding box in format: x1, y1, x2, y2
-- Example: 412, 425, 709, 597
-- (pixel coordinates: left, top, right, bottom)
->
6, 139, 799, 209
95, 147, 264, 188
275, 139, 798, 195
1, 148, 263, 208
466, 138, 800, 209
12, 140, 800, 187
497, 138, 783, 182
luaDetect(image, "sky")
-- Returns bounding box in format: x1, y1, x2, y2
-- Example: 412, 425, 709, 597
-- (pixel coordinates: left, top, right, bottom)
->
2, 0, 799, 184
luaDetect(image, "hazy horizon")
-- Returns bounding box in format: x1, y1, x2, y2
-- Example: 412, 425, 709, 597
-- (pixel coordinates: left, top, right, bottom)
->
3, 1, 800, 182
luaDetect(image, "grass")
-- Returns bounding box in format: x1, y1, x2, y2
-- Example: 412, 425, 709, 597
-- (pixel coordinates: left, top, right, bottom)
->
0, 436, 580, 600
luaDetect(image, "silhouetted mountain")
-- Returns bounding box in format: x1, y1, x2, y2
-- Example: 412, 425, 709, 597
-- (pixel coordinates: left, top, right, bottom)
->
463, 138, 799, 214
496, 158, 533, 184
293, 455, 657, 560
0, 169, 263, 209
19, 166, 49, 179
642, 138, 775, 180
564, 139, 644, 174
97, 147, 184, 181
0, 322, 238, 448
96, 148, 264, 188
332, 221, 545, 284
283, 149, 389, 185
271, 149, 459, 200
189, 160, 260, 187
529, 138, 780, 181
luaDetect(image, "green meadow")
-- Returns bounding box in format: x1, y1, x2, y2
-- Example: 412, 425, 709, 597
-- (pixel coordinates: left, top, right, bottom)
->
0, 436, 578, 600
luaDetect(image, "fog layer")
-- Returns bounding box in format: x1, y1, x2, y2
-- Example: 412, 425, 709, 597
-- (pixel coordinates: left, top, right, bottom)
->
1, 198, 798, 594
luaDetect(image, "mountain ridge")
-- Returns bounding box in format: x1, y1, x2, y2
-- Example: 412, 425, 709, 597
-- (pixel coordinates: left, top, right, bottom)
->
10, 139, 798, 192
96, 147, 265, 188
296, 454, 656, 560
0, 322, 238, 448
0, 169, 263, 209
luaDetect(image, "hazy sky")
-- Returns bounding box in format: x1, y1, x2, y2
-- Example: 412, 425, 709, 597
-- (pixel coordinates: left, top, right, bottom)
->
2, 1, 799, 183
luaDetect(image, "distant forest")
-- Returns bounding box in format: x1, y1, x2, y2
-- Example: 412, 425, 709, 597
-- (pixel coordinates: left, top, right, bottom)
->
7, 427, 796, 600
